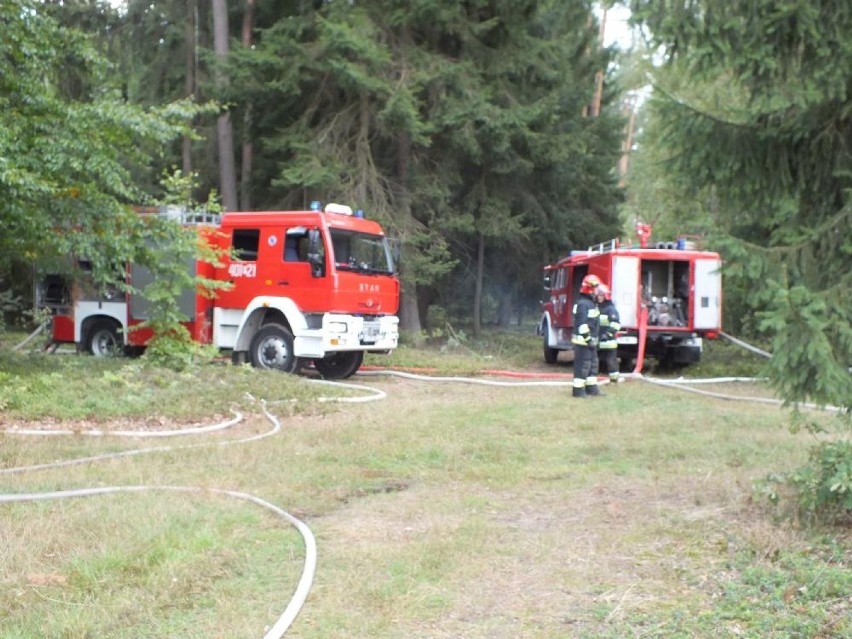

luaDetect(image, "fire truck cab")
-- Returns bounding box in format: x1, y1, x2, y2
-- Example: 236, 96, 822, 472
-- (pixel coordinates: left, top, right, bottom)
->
39, 203, 400, 379
540, 238, 722, 369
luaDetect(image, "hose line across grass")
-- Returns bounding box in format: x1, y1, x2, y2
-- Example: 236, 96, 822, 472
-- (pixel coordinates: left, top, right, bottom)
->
0, 379, 385, 638
0, 483, 316, 639
0, 334, 835, 637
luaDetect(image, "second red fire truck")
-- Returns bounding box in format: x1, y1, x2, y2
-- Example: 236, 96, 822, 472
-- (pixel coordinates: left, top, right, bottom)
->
539, 230, 723, 370
38, 202, 400, 379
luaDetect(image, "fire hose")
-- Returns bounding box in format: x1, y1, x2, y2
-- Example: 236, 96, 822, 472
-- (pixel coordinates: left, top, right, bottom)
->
633, 304, 649, 375
0, 379, 383, 638
0, 341, 836, 636
0, 484, 316, 639
720, 331, 772, 358
10, 319, 49, 352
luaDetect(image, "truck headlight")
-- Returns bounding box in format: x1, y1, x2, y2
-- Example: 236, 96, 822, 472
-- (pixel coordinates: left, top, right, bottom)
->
328, 321, 348, 333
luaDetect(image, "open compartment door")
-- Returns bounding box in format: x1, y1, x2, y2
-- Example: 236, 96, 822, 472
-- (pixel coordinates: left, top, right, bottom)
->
693, 258, 722, 330
612, 256, 640, 327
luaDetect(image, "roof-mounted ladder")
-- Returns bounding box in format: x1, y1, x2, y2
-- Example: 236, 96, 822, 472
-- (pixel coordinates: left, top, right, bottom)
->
586, 238, 619, 254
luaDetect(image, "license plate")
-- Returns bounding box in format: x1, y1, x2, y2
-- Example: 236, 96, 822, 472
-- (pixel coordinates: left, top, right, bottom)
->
360, 322, 381, 343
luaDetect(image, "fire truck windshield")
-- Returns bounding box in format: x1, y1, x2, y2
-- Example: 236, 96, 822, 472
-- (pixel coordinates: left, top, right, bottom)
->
330, 228, 394, 274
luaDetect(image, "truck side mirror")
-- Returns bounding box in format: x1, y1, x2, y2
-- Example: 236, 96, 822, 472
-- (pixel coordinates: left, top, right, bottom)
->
389, 238, 401, 274
307, 229, 324, 277
542, 276, 551, 290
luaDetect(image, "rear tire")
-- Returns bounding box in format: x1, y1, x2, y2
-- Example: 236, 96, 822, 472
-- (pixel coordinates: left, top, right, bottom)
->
619, 357, 635, 373
86, 320, 122, 357
249, 324, 298, 373
313, 351, 363, 380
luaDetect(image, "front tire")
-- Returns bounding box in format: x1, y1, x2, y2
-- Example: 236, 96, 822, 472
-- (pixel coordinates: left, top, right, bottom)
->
542, 321, 559, 364
313, 351, 363, 380
86, 320, 122, 357
249, 324, 298, 373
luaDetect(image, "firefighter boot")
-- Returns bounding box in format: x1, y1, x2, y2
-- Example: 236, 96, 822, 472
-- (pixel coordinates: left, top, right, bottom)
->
572, 386, 587, 399
586, 384, 605, 397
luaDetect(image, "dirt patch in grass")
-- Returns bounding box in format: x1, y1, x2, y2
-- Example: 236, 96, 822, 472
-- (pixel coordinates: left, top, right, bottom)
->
0, 414, 235, 432
292, 375, 834, 638
317, 473, 771, 637
3, 366, 846, 638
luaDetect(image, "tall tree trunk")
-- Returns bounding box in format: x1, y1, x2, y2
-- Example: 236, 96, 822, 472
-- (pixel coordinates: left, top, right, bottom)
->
399, 272, 421, 334
591, 7, 607, 117
497, 292, 513, 327
239, 0, 255, 210
618, 96, 637, 188
396, 129, 421, 333
473, 230, 485, 337
182, 0, 196, 177
212, 0, 238, 211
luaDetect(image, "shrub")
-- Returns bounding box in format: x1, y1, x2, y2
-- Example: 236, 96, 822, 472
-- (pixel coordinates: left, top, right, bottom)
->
763, 412, 852, 522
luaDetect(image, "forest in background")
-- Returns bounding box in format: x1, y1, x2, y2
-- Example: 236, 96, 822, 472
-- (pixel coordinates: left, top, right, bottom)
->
1, 0, 850, 412
1, 0, 626, 336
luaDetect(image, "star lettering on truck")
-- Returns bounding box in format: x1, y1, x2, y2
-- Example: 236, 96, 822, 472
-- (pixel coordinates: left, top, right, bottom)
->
359, 283, 379, 293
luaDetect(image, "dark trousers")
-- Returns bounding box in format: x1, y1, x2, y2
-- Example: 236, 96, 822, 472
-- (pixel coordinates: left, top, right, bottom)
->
573, 344, 597, 385
598, 349, 618, 377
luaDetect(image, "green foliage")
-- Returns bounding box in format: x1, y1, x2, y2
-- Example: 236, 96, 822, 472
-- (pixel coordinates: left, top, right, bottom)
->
0, 288, 22, 332
222, 0, 624, 327
758, 412, 852, 520
16, 0, 629, 336
758, 285, 852, 409
0, 0, 212, 326
629, 0, 852, 518
603, 538, 852, 638
142, 325, 219, 372
784, 440, 852, 517
129, 169, 227, 371
5, 0, 625, 333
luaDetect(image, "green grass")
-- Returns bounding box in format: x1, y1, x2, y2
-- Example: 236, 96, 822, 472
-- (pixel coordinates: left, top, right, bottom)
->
0, 330, 848, 638
598, 537, 852, 638
0, 349, 335, 422
688, 336, 769, 378
365, 328, 545, 373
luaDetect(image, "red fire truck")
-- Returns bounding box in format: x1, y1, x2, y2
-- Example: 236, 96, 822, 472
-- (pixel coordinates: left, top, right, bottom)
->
37, 203, 400, 379
539, 234, 722, 370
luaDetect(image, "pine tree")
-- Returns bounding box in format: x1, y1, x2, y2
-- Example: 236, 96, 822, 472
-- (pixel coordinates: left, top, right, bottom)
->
230, 0, 623, 330
630, 0, 852, 410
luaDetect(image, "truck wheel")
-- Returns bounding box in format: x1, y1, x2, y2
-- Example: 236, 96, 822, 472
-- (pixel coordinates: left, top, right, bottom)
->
313, 351, 363, 380
542, 322, 559, 364
86, 320, 122, 357
249, 324, 298, 373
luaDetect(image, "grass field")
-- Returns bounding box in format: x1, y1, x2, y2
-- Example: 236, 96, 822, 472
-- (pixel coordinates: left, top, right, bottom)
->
0, 331, 849, 638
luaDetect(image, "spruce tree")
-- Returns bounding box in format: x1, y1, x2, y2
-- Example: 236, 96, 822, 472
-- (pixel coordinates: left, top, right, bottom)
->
630, 0, 852, 411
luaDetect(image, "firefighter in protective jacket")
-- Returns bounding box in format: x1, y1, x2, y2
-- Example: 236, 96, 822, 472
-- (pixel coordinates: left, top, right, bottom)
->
595, 283, 621, 383
571, 274, 602, 398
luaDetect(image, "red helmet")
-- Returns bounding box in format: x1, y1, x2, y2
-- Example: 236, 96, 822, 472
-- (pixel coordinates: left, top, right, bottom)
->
596, 283, 611, 300
580, 274, 601, 294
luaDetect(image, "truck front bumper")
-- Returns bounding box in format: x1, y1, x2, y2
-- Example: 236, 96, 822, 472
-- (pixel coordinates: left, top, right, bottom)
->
294, 314, 399, 358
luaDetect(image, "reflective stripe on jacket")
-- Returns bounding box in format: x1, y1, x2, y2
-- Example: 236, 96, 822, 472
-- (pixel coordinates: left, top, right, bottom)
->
598, 299, 620, 350
571, 294, 600, 346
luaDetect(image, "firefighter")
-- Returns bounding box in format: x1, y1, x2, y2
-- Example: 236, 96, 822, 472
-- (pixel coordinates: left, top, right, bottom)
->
571, 273, 602, 398
596, 283, 621, 384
